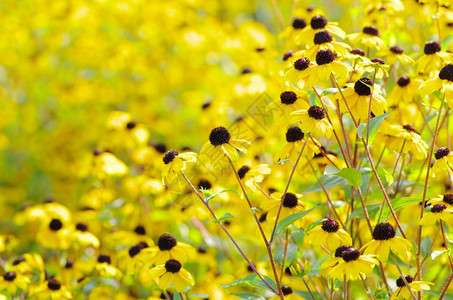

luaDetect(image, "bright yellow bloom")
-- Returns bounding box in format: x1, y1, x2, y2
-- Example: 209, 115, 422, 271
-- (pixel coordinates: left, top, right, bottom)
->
151, 233, 195, 265
297, 15, 346, 42
161, 149, 197, 184
378, 46, 413, 65
30, 279, 72, 299
420, 64, 453, 106
431, 147, 453, 174
237, 163, 271, 191
304, 30, 351, 60
303, 49, 351, 84
0, 271, 29, 295
284, 57, 313, 89
390, 275, 433, 300
262, 192, 305, 228
290, 105, 332, 138
275, 126, 320, 162
145, 259, 194, 292
307, 219, 352, 250
414, 42, 453, 75
380, 124, 428, 160
348, 26, 385, 50
420, 204, 453, 225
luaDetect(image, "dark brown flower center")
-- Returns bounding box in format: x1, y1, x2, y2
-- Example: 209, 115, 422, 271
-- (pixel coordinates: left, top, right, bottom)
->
283, 50, 294, 61
424, 41, 441, 55
294, 58, 310, 70
354, 77, 372, 96
431, 204, 446, 213
340, 247, 360, 262
76, 223, 88, 232
3, 272, 16, 281
259, 212, 268, 223
363, 26, 379, 36
165, 259, 182, 273
403, 125, 419, 134
390, 46, 404, 54
280, 91, 298, 105
158, 233, 177, 250
310, 15, 328, 29
439, 64, 453, 82
65, 259, 74, 269
129, 243, 145, 258
282, 193, 298, 208
372, 222, 396, 240
371, 58, 385, 64
126, 121, 136, 130
443, 194, 453, 205
316, 49, 335, 65
163, 150, 178, 164
292, 18, 306, 29
314, 30, 333, 45
396, 275, 414, 287
97, 255, 111, 264
198, 179, 212, 190
350, 48, 365, 56
307, 105, 325, 119
322, 219, 340, 232
134, 225, 146, 235
209, 126, 231, 146
435, 147, 450, 160
49, 218, 63, 231
282, 286, 293, 295
237, 166, 251, 179
47, 279, 61, 290
397, 75, 411, 87
286, 126, 304, 142
13, 257, 25, 266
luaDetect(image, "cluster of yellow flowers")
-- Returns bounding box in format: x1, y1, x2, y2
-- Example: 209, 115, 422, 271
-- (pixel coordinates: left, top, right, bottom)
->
2, 0, 453, 299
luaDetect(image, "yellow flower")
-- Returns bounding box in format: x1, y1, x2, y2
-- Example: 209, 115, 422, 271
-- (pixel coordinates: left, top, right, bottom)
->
275, 126, 320, 162
382, 124, 428, 160
284, 57, 313, 89
74, 222, 100, 248
390, 275, 433, 300
304, 30, 351, 60
420, 64, 453, 106
36, 218, 74, 250
0, 271, 29, 295
291, 105, 332, 138
307, 219, 352, 250
237, 163, 271, 190
420, 204, 453, 225
199, 126, 250, 169
361, 222, 412, 261
262, 192, 305, 228
30, 279, 72, 299
93, 151, 128, 178
388, 75, 422, 105
94, 255, 122, 280
10, 253, 44, 280
321, 246, 377, 281
348, 26, 386, 50
145, 259, 194, 292
267, 90, 309, 116
414, 42, 453, 75
363, 58, 389, 79
297, 15, 346, 43
303, 49, 352, 84
428, 194, 453, 208
378, 46, 414, 65
431, 147, 453, 174
152, 233, 195, 265
161, 149, 197, 184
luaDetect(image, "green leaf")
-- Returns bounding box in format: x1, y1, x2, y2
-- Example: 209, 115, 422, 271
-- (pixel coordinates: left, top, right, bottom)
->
189, 294, 210, 298
221, 274, 278, 294
431, 249, 450, 260
212, 213, 235, 224
277, 159, 293, 166
328, 168, 362, 187
174, 293, 182, 300
377, 197, 420, 221
303, 176, 347, 193
233, 293, 265, 300
273, 204, 320, 239
305, 218, 327, 233
421, 236, 432, 257
205, 188, 233, 205
356, 111, 391, 144
320, 87, 346, 97
274, 243, 298, 265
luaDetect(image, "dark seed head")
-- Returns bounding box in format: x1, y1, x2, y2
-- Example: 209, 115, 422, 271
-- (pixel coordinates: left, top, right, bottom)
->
282, 286, 293, 295
390, 46, 404, 54
158, 233, 177, 251
403, 125, 419, 134
256, 47, 265, 52
372, 222, 396, 240
129, 244, 144, 258
163, 150, 178, 164
371, 58, 385, 64
280, 91, 298, 105
316, 49, 335, 65
202, 102, 211, 110
321, 219, 340, 232
307, 105, 325, 120
47, 279, 61, 290
13, 257, 25, 266
396, 275, 414, 287
282, 193, 298, 208
65, 259, 74, 269
397, 75, 411, 87
341, 247, 361, 262
310, 15, 328, 29
292, 18, 306, 29
314, 30, 333, 45
435, 147, 450, 160
154, 143, 167, 154
431, 204, 447, 213
237, 166, 251, 179
134, 225, 146, 235
97, 255, 111, 264
350, 48, 365, 56
165, 259, 182, 273
294, 58, 310, 70
209, 126, 231, 146
424, 41, 441, 55
49, 219, 63, 231
286, 126, 304, 142
198, 179, 212, 190
259, 212, 268, 223
283, 50, 294, 61
3, 272, 16, 281
363, 26, 380, 36
335, 245, 350, 257
354, 77, 372, 96
443, 194, 453, 205
439, 64, 453, 82
126, 121, 136, 130
76, 223, 88, 232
